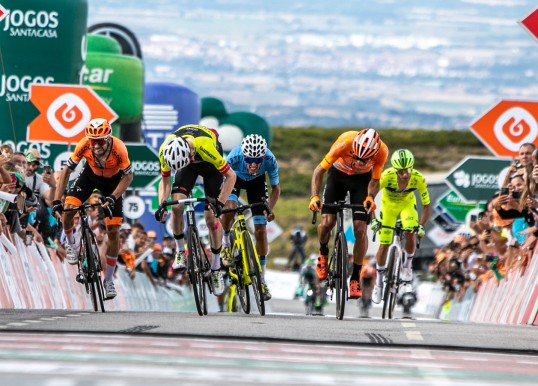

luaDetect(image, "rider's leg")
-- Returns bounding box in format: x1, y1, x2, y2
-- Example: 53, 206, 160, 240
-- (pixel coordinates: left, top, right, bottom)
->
104, 223, 120, 281
221, 194, 238, 248
170, 192, 187, 253
375, 244, 390, 286
351, 219, 368, 280
401, 205, 419, 272
205, 208, 222, 270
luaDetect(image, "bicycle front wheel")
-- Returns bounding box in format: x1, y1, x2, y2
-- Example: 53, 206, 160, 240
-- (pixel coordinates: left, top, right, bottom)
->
187, 227, 206, 316
232, 242, 250, 314
83, 227, 105, 312
388, 248, 402, 319
334, 231, 348, 320
243, 231, 265, 316
382, 246, 398, 319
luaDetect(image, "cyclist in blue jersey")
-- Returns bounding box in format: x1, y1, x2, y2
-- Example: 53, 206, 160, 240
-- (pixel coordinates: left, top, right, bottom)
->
220, 134, 280, 300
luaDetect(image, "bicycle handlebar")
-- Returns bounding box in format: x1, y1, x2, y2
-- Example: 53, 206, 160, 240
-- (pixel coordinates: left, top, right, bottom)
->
371, 223, 421, 247
221, 200, 271, 215
63, 202, 113, 219
161, 197, 208, 208
311, 201, 364, 224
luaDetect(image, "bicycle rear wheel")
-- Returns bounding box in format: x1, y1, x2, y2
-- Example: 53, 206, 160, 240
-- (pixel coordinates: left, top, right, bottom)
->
243, 231, 265, 316
187, 227, 206, 316
83, 228, 105, 312
334, 231, 348, 320
382, 246, 397, 319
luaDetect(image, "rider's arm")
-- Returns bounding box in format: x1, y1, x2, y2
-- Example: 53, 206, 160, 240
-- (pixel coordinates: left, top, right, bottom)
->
268, 183, 280, 211
367, 178, 380, 199
218, 167, 236, 205
158, 175, 172, 204
53, 167, 73, 202
420, 203, 431, 227
311, 164, 327, 198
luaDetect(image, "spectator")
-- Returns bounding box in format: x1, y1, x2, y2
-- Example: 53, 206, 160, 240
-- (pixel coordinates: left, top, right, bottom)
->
287, 224, 307, 271
127, 222, 144, 250
0, 144, 14, 163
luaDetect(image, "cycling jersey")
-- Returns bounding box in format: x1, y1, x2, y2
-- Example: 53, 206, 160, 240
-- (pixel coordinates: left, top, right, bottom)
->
319, 131, 389, 178
377, 168, 430, 244
158, 125, 230, 177
379, 168, 430, 205
67, 136, 132, 178
226, 145, 279, 185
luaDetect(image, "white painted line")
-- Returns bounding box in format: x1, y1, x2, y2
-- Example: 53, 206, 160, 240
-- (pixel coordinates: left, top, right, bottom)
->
405, 331, 424, 341
40, 318, 56, 321
0, 326, 7, 329
23, 320, 43, 324
65, 314, 82, 317
51, 316, 67, 319
7, 322, 28, 326
401, 322, 416, 328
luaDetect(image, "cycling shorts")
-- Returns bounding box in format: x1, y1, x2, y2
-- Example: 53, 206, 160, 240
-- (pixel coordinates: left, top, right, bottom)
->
172, 162, 224, 208
65, 166, 124, 226
228, 174, 268, 224
321, 167, 370, 221
378, 198, 418, 245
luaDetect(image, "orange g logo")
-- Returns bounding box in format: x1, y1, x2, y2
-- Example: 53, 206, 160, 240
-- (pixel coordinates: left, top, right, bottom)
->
494, 107, 538, 152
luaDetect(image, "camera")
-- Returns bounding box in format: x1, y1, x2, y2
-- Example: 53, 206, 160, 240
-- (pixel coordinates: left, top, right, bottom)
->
512, 190, 521, 199
43, 165, 52, 174
485, 254, 496, 262
500, 187, 509, 196
470, 214, 477, 222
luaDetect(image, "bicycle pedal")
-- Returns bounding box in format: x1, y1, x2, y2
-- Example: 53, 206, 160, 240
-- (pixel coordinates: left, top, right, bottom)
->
75, 274, 85, 284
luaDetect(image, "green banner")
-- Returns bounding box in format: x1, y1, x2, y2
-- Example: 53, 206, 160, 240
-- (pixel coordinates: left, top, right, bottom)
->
126, 143, 160, 189
0, 0, 88, 144
437, 190, 484, 223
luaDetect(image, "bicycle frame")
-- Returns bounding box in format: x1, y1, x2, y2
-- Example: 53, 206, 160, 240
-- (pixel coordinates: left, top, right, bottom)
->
64, 202, 108, 312
162, 197, 213, 316
221, 201, 268, 316
373, 220, 418, 319
312, 201, 362, 320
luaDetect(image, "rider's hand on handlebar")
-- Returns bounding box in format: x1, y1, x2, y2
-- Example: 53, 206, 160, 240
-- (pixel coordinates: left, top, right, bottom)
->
370, 218, 380, 232
101, 195, 116, 209
207, 197, 225, 218
417, 224, 425, 238
363, 195, 376, 213
264, 210, 275, 222
309, 195, 321, 212
154, 203, 168, 223
52, 199, 63, 217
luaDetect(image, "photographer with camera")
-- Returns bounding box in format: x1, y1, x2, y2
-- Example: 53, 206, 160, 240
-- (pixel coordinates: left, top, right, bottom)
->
501, 143, 535, 188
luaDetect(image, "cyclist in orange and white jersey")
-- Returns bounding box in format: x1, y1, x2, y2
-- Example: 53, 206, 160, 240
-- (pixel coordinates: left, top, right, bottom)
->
52, 118, 133, 300
309, 128, 389, 299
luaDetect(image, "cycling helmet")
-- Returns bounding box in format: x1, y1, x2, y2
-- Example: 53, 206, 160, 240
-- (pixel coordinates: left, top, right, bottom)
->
352, 128, 380, 159
162, 136, 191, 170
241, 134, 267, 158
85, 118, 112, 139
391, 149, 415, 170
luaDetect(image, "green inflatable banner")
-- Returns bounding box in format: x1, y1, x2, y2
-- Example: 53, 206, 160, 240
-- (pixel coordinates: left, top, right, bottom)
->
200, 97, 271, 153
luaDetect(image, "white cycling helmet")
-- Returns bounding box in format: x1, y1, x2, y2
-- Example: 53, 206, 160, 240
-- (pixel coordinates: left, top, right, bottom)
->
162, 136, 191, 170
241, 134, 267, 158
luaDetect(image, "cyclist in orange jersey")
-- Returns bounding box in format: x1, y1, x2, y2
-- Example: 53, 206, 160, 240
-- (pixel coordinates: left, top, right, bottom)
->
52, 118, 133, 300
309, 128, 388, 299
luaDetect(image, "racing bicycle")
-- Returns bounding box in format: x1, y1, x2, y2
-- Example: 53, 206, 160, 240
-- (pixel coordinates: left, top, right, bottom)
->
221, 201, 270, 316
64, 202, 112, 313
162, 197, 214, 316
372, 220, 419, 319
312, 201, 363, 320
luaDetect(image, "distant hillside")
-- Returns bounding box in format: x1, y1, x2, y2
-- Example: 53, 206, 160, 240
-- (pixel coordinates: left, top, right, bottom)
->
271, 127, 491, 198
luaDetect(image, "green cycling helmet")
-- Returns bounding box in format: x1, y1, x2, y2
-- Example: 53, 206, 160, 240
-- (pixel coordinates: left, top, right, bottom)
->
391, 149, 414, 170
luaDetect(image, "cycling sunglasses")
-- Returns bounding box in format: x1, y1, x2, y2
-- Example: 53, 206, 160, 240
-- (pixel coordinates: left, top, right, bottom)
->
244, 157, 263, 165
90, 138, 108, 147
396, 168, 412, 175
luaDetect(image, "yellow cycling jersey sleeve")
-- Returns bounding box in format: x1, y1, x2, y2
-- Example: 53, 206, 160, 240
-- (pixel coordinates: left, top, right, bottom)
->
380, 168, 430, 205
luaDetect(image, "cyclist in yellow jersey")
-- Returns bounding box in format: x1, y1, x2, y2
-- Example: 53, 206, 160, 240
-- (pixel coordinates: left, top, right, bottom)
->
370, 149, 431, 304
155, 124, 237, 296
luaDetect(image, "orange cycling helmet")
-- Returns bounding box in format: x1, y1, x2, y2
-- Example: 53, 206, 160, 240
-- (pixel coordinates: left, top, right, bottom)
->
85, 118, 112, 139
352, 128, 380, 159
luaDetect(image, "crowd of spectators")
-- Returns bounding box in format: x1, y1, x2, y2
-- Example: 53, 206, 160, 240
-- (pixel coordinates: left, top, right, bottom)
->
0, 143, 187, 294
430, 142, 538, 303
